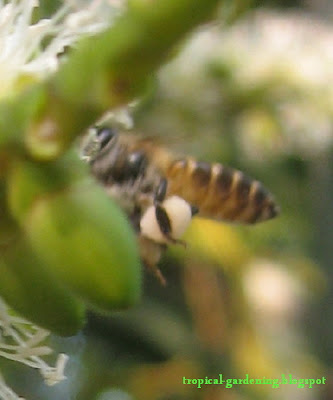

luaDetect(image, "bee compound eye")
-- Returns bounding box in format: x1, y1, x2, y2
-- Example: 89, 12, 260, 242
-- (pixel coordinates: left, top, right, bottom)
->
95, 126, 117, 149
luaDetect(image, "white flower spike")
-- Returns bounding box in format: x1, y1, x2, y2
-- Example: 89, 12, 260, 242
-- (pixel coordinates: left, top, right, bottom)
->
0, 0, 126, 99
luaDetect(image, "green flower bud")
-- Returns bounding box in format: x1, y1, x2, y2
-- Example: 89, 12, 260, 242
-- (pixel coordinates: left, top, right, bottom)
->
0, 235, 85, 336
8, 155, 142, 312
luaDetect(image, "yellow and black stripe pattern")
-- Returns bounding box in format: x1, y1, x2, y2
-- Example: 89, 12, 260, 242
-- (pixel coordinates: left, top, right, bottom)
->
166, 158, 279, 224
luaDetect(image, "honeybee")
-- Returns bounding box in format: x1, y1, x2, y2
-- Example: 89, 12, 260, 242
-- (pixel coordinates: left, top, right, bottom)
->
81, 125, 279, 283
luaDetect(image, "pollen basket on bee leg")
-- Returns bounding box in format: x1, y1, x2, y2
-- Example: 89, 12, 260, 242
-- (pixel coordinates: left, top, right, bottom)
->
140, 196, 193, 244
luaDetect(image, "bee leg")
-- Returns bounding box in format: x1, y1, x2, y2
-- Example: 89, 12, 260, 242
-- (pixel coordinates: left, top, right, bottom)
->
154, 177, 168, 203
142, 252, 167, 286
138, 235, 167, 286
154, 204, 187, 247
154, 178, 178, 243
154, 178, 194, 246
155, 179, 199, 219
149, 263, 167, 286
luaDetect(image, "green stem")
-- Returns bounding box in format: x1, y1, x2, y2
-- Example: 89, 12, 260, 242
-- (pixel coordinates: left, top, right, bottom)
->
26, 0, 221, 160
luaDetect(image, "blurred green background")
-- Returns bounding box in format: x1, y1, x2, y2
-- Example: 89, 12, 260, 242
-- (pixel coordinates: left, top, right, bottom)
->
2, 0, 333, 399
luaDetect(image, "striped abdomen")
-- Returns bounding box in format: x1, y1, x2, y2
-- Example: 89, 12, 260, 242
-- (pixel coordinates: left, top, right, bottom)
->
165, 158, 279, 224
